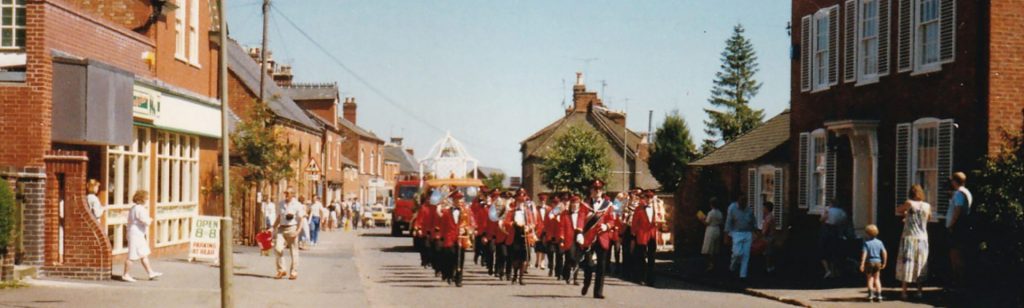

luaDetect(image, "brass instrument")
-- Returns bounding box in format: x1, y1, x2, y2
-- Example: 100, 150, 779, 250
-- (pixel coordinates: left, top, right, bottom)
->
458, 205, 475, 250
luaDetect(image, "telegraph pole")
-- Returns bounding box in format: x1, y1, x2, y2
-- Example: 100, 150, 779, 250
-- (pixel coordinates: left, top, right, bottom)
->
259, 0, 270, 101
622, 98, 629, 192
217, 0, 234, 307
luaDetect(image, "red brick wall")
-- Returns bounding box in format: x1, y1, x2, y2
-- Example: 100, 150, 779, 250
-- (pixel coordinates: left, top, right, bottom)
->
44, 0, 155, 77
63, 0, 150, 30
989, 0, 1024, 154
152, 0, 219, 99
42, 150, 111, 280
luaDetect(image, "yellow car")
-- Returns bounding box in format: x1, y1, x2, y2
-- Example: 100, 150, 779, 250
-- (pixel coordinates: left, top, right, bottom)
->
369, 205, 391, 227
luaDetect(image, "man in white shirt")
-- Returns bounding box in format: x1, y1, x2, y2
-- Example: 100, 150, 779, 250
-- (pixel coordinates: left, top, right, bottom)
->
274, 188, 305, 280
261, 197, 277, 231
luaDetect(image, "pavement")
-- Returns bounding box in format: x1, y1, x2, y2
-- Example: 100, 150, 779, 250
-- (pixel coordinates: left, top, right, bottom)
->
0, 226, 961, 307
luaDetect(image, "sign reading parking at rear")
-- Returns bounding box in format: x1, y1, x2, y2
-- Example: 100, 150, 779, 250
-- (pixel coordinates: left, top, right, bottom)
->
189, 216, 221, 262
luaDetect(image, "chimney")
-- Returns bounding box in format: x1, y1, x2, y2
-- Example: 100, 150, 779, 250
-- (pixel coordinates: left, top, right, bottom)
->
405, 149, 415, 157
638, 133, 650, 161
273, 64, 293, 87
390, 137, 404, 146
573, 72, 585, 93
343, 97, 357, 124
569, 72, 603, 113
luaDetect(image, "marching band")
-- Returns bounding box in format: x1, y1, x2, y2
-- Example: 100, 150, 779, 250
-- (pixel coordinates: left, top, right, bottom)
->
409, 179, 667, 299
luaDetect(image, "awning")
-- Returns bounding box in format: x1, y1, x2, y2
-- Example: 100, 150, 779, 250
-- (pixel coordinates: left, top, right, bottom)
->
51, 53, 134, 146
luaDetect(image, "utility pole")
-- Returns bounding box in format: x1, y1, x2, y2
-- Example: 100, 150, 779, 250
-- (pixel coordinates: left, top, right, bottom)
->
648, 110, 653, 144
217, 0, 233, 307
259, 0, 270, 102
622, 98, 629, 192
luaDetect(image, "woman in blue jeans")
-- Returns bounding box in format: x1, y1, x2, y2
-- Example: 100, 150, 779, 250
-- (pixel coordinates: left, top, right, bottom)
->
310, 197, 324, 245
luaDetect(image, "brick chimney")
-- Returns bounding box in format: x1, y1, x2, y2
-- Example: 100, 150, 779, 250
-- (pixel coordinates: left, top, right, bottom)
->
405, 149, 415, 157
638, 133, 650, 161
343, 97, 357, 124
569, 72, 603, 113
390, 137, 404, 146
273, 64, 293, 87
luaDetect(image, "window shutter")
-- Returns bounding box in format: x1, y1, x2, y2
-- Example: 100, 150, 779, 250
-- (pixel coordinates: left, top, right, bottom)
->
825, 141, 837, 205
897, 0, 913, 72
844, 0, 857, 83
939, 0, 955, 62
798, 133, 810, 209
936, 119, 955, 219
878, 0, 891, 75
801, 15, 812, 92
748, 168, 757, 214
773, 168, 784, 230
828, 6, 840, 85
895, 123, 911, 207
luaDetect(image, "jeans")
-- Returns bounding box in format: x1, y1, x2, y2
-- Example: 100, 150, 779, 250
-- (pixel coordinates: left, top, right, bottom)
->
730, 231, 752, 278
310, 216, 321, 244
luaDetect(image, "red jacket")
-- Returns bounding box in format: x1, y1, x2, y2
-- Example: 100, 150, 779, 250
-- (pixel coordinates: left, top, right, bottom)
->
414, 203, 437, 238
583, 209, 617, 250
542, 205, 558, 242
438, 207, 458, 248
631, 203, 659, 245
471, 199, 488, 237
558, 209, 587, 251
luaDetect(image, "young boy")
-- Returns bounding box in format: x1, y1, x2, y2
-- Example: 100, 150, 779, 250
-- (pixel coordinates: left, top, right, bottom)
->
859, 224, 887, 301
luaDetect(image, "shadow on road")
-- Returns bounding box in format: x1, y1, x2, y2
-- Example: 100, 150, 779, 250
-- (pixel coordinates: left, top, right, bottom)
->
380, 246, 418, 253
235, 272, 277, 279
513, 294, 583, 299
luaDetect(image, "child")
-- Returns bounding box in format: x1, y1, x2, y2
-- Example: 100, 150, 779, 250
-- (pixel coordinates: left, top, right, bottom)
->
860, 224, 888, 302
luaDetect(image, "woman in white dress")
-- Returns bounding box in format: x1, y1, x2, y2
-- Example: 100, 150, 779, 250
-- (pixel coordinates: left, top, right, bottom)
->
895, 185, 931, 299
123, 190, 162, 282
702, 201, 724, 272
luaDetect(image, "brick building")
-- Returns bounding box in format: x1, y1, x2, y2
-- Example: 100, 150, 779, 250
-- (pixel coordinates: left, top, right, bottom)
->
786, 0, 1024, 279
337, 97, 385, 205
520, 73, 659, 199
0, 0, 223, 280
280, 81, 347, 205
382, 137, 418, 202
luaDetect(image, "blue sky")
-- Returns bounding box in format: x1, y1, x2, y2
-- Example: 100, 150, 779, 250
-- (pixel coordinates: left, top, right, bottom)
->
227, 0, 792, 177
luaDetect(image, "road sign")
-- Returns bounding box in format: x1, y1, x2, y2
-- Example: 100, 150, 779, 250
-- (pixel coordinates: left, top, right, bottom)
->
189, 215, 221, 262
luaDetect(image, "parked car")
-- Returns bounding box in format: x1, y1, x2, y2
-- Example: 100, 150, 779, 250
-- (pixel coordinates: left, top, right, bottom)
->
370, 205, 391, 227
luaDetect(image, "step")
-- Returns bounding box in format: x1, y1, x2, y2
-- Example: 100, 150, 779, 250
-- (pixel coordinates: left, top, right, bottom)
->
13, 265, 37, 280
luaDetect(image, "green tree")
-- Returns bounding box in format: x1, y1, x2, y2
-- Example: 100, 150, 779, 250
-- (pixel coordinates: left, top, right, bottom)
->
0, 181, 14, 251
231, 99, 302, 193
649, 111, 697, 192
540, 126, 611, 196
971, 128, 1024, 296
482, 172, 506, 190
704, 23, 765, 146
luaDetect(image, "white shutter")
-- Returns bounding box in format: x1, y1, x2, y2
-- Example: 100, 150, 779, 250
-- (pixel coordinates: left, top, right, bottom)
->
939, 0, 955, 63
844, 0, 857, 83
897, 0, 913, 72
828, 6, 840, 86
878, 0, 891, 75
748, 168, 758, 214
798, 133, 810, 209
773, 168, 784, 230
801, 15, 812, 92
936, 119, 955, 219
825, 141, 837, 205
895, 123, 911, 207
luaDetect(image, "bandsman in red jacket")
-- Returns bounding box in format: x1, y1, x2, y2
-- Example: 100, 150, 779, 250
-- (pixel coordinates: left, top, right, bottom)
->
503, 194, 533, 285
411, 192, 433, 268
581, 179, 615, 299
544, 195, 562, 277
558, 194, 587, 285
532, 194, 548, 273
471, 188, 489, 266
491, 191, 512, 280
632, 190, 662, 287
438, 190, 474, 287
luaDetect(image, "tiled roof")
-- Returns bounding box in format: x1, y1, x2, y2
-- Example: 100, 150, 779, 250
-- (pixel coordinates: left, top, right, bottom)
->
337, 116, 383, 143
282, 83, 339, 101
475, 166, 505, 178
226, 39, 322, 131
690, 110, 790, 166
384, 145, 417, 173
340, 155, 357, 167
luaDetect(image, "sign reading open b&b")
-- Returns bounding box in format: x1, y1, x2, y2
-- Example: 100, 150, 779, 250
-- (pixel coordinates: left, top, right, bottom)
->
189, 216, 222, 262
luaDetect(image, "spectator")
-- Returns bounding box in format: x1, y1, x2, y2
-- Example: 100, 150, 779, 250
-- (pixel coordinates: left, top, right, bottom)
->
298, 196, 310, 248
860, 224, 888, 302
725, 195, 755, 280
122, 190, 161, 282
274, 187, 305, 280
327, 200, 338, 232
86, 179, 104, 223
896, 185, 931, 300
946, 171, 972, 291
701, 199, 724, 272
309, 196, 323, 246
352, 199, 362, 230
760, 199, 776, 273
261, 195, 277, 231
820, 199, 848, 279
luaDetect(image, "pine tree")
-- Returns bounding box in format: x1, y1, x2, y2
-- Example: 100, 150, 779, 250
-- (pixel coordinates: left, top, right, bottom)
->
704, 24, 765, 147
649, 111, 697, 192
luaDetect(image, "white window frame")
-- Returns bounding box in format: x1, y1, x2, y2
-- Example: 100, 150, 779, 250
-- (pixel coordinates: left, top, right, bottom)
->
913, 0, 941, 74
857, 0, 881, 85
910, 118, 940, 218
752, 165, 780, 230
0, 0, 25, 50
808, 129, 828, 214
360, 149, 365, 174
174, 0, 187, 61
155, 131, 200, 247
187, 0, 200, 67
106, 127, 151, 255
812, 10, 831, 92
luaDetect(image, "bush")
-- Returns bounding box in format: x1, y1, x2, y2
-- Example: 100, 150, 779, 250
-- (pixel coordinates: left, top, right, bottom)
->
971, 129, 1024, 292
0, 181, 14, 251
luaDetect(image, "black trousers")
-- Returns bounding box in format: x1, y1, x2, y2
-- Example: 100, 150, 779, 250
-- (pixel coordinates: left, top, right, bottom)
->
474, 236, 483, 263
448, 244, 465, 285
620, 229, 635, 279
495, 243, 509, 277
546, 241, 560, 276
414, 237, 429, 266
636, 238, 657, 285
483, 238, 495, 274
562, 244, 580, 282
583, 244, 610, 298
432, 239, 444, 275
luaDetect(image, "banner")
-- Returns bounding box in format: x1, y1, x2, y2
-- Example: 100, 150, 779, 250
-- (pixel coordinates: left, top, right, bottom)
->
189, 215, 221, 262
